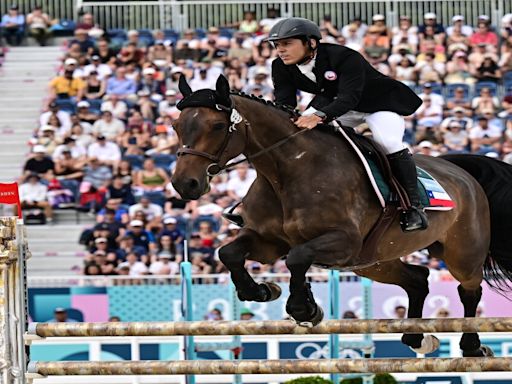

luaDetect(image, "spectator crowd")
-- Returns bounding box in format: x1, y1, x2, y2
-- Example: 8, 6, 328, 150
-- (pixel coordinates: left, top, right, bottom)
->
14, 7, 512, 278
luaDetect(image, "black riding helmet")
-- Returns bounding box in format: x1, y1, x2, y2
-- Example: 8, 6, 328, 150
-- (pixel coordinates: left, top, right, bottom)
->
266, 17, 322, 42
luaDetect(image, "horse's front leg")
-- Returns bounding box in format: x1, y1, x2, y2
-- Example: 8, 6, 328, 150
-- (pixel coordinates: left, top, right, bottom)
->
218, 228, 284, 302
286, 230, 362, 326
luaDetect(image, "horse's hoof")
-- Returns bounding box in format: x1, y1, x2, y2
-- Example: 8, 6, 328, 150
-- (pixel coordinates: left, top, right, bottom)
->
410, 335, 440, 354
463, 345, 494, 357
260, 282, 281, 301
294, 305, 324, 328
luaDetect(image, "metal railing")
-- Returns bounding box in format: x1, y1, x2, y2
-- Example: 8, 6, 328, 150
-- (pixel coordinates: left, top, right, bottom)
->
26, 270, 453, 288
1, 0, 509, 32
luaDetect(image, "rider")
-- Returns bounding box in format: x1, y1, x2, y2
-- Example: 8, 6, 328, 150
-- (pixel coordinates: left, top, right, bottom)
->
267, 17, 428, 232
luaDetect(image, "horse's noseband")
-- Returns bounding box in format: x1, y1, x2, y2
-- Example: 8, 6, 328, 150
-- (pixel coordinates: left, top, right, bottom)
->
176, 104, 245, 177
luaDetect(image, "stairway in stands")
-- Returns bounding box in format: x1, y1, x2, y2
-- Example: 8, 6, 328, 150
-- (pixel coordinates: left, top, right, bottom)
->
0, 46, 94, 276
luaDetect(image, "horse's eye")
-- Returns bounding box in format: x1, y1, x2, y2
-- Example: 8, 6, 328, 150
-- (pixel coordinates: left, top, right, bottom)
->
213, 123, 227, 131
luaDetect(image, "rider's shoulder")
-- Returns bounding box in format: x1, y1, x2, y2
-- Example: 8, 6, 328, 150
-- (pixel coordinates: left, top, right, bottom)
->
319, 43, 360, 58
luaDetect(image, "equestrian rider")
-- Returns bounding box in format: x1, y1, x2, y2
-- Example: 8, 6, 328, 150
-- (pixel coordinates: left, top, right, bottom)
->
267, 17, 428, 232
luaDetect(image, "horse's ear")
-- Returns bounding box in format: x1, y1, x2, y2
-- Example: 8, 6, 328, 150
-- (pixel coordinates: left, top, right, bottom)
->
215, 75, 230, 100
178, 75, 192, 97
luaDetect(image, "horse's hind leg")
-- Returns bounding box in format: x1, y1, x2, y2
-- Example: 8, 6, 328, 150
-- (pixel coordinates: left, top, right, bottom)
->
356, 260, 439, 353
218, 228, 285, 302
442, 255, 493, 357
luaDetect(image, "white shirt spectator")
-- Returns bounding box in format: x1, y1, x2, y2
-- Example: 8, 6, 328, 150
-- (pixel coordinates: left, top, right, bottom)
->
158, 100, 180, 118
446, 25, 473, 37
128, 202, 163, 220
52, 143, 87, 160
83, 63, 112, 80
418, 91, 445, 108
87, 141, 122, 163
117, 260, 148, 276
39, 111, 72, 136
101, 100, 128, 119
440, 116, 473, 131
226, 168, 257, 199
92, 117, 125, 140
469, 124, 502, 140
416, 102, 443, 127
149, 260, 179, 275
19, 182, 48, 202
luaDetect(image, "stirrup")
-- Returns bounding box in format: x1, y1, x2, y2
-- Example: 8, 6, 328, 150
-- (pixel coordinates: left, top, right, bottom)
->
400, 207, 428, 232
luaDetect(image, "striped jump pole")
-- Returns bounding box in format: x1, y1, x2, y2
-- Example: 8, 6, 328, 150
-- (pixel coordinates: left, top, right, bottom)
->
26, 317, 512, 338
27, 357, 512, 376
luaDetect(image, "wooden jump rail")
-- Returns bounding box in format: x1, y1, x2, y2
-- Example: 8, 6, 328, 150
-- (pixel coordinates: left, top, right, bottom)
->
27, 357, 512, 375
26, 317, 512, 338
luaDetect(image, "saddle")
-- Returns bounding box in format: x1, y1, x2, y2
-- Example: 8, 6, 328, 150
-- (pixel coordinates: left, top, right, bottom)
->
332, 123, 454, 261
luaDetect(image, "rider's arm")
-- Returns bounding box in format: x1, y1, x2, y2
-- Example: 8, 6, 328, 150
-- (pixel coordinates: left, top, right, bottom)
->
272, 59, 298, 108
317, 52, 367, 121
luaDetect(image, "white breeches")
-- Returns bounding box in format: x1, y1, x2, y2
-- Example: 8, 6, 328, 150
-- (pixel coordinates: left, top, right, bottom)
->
335, 111, 407, 154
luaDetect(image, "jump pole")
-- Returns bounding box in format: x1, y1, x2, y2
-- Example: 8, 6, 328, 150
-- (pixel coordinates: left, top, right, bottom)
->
27, 317, 512, 337
180, 241, 195, 384
27, 357, 512, 376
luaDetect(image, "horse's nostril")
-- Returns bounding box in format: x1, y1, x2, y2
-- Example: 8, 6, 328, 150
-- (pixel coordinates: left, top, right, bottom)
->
186, 178, 199, 190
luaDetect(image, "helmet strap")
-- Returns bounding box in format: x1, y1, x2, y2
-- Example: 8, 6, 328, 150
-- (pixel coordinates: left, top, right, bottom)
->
296, 38, 318, 65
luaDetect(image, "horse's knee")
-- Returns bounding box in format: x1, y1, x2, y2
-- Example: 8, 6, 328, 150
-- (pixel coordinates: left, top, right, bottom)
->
286, 245, 314, 271
218, 240, 249, 266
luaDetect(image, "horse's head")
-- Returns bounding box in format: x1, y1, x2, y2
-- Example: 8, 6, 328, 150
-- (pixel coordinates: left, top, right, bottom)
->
172, 75, 247, 200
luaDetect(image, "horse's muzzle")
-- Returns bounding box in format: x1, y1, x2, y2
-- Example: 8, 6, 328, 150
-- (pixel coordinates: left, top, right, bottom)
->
171, 177, 205, 201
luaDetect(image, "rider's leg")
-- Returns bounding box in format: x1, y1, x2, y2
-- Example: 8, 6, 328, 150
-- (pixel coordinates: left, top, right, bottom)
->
366, 111, 428, 232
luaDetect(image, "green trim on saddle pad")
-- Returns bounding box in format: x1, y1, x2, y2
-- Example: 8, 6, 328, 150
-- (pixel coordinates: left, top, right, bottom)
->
367, 158, 430, 207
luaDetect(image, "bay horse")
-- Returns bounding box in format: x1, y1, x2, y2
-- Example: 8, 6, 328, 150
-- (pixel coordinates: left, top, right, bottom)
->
171, 75, 512, 357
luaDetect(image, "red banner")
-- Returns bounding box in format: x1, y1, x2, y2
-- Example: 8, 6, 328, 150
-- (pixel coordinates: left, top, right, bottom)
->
0, 182, 22, 218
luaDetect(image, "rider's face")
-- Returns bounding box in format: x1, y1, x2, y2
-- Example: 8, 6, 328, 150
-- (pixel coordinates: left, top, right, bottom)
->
274, 38, 308, 65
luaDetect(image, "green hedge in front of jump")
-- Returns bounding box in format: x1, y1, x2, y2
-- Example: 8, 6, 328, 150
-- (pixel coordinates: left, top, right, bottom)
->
283, 373, 397, 384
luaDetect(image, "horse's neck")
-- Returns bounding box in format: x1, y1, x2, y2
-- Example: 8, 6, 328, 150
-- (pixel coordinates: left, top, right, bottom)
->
235, 98, 302, 178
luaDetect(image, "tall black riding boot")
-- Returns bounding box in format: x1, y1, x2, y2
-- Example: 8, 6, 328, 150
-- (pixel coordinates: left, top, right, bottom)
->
387, 149, 429, 232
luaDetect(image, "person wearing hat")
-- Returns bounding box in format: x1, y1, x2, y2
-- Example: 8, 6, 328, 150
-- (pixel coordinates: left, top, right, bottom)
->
441, 106, 473, 132
158, 89, 179, 117
34, 124, 59, 154
23, 145, 55, 181
240, 308, 255, 320
19, 172, 53, 222
149, 249, 179, 275
87, 134, 122, 171
40, 100, 73, 134
469, 115, 502, 155
243, 68, 273, 97
159, 216, 184, 245
0, 4, 24, 46
84, 54, 112, 80
26, 5, 51, 46
390, 16, 418, 54
443, 121, 469, 154
268, 18, 428, 231
369, 14, 390, 40
125, 220, 156, 253
268, 17, 426, 231
48, 59, 86, 102
418, 13, 445, 41
446, 15, 473, 38
418, 83, 444, 108
341, 16, 367, 40
47, 308, 77, 323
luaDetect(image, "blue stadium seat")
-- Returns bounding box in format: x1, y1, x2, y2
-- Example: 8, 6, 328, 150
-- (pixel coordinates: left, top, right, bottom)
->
195, 28, 206, 39
107, 28, 127, 39
143, 191, 166, 207
163, 29, 180, 45
503, 70, 512, 84
55, 99, 76, 113
219, 28, 235, 39
415, 83, 443, 95
122, 155, 144, 170
137, 29, 155, 46
152, 154, 176, 171
505, 83, 512, 96
475, 81, 498, 96
192, 215, 221, 232
87, 99, 103, 114
50, 19, 76, 36
445, 83, 470, 100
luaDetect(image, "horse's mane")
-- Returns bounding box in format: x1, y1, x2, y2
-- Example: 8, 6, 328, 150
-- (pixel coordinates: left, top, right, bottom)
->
230, 91, 300, 118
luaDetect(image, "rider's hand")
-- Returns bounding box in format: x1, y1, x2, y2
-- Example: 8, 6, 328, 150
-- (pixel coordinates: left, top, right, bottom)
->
294, 114, 323, 130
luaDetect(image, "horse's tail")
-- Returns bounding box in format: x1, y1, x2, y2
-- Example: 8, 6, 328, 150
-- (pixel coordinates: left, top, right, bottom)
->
442, 154, 512, 293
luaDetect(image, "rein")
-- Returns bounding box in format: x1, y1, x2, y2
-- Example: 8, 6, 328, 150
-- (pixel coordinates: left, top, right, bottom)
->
177, 100, 308, 177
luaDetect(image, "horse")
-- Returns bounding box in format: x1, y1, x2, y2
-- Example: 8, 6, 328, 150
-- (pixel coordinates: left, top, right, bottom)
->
171, 75, 512, 357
